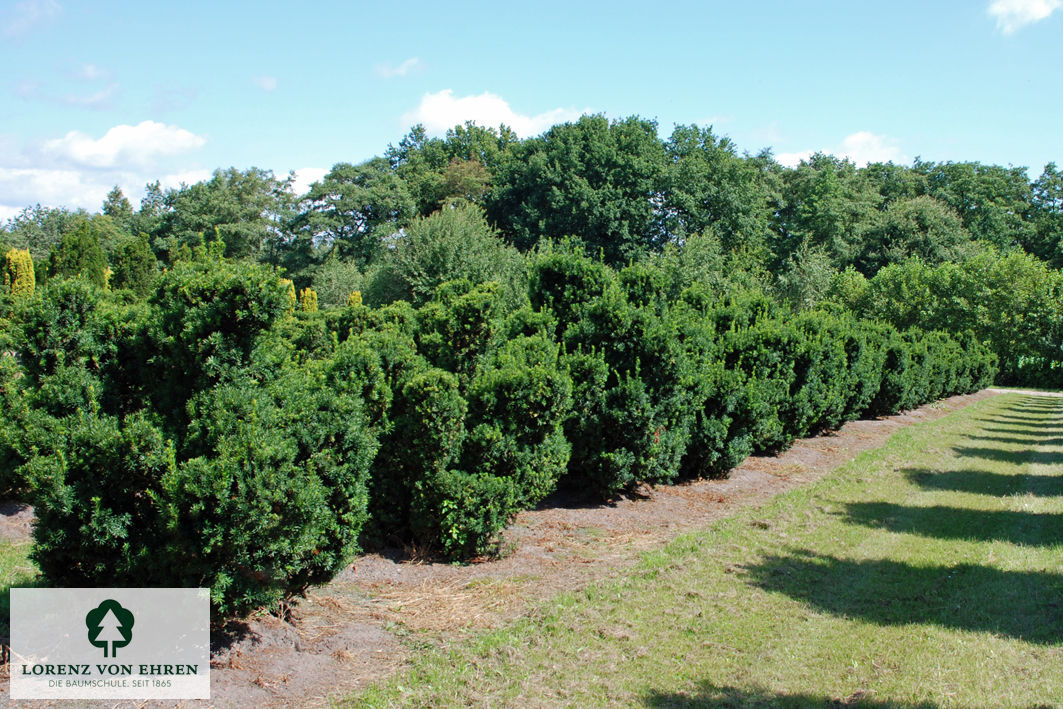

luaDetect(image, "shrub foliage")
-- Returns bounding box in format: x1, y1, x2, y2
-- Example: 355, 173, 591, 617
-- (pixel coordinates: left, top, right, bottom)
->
3, 247, 998, 621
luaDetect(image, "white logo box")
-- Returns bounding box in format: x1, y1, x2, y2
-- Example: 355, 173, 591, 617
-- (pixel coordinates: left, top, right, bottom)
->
10, 587, 210, 700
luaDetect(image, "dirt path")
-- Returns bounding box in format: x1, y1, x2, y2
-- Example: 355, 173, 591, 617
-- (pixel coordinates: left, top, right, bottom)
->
0, 390, 1004, 708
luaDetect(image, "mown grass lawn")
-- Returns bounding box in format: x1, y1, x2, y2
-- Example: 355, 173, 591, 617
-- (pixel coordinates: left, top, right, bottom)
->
346, 393, 1063, 708
0, 535, 37, 646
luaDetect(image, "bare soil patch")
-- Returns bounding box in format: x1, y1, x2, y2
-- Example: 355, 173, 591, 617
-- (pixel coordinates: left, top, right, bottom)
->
0, 390, 999, 708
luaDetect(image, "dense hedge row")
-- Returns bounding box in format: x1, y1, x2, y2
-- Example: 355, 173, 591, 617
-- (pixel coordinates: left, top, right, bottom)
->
0, 251, 995, 619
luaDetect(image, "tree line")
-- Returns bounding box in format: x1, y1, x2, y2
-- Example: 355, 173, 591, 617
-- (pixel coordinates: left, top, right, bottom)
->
3, 115, 1060, 383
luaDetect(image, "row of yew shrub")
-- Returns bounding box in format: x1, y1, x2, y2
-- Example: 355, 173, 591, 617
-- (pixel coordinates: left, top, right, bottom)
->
0, 246, 995, 619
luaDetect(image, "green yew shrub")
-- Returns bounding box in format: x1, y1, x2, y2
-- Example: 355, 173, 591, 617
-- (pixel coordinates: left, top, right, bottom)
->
721, 320, 798, 453
867, 325, 917, 415
28, 412, 176, 586
788, 312, 850, 436
839, 320, 888, 421
369, 365, 467, 547
527, 242, 614, 330
359, 294, 573, 557
905, 331, 934, 406
963, 332, 998, 390
410, 334, 572, 559
619, 261, 672, 311
679, 358, 752, 480
558, 282, 694, 497
416, 280, 503, 378
171, 365, 376, 616
21, 259, 381, 620
462, 335, 572, 507
148, 258, 291, 425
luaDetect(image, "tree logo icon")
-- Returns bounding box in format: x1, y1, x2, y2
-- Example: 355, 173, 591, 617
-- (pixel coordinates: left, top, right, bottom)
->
85, 599, 134, 658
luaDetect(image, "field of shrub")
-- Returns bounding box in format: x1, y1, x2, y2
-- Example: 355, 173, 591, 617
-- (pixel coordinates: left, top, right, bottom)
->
0, 241, 996, 620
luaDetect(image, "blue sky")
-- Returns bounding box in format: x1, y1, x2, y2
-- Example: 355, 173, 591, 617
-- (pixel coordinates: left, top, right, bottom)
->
1, 0, 1061, 220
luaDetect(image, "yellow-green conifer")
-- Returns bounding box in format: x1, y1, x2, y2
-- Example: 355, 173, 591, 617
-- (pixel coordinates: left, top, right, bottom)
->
281, 278, 297, 315
2, 248, 35, 300
299, 287, 318, 313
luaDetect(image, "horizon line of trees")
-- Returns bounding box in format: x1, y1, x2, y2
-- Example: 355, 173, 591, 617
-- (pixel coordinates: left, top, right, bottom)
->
2, 114, 1061, 386
4, 116, 1063, 277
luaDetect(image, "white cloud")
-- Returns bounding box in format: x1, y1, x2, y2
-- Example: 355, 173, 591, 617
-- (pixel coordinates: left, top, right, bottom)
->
0, 205, 24, 223
0, 124, 210, 218
775, 131, 908, 168
158, 169, 212, 190
988, 0, 1061, 33
837, 131, 907, 165
375, 57, 422, 78
0, 166, 112, 216
43, 121, 206, 168
3, 0, 61, 38
288, 167, 328, 196
403, 89, 589, 138
253, 75, 278, 91
775, 150, 815, 168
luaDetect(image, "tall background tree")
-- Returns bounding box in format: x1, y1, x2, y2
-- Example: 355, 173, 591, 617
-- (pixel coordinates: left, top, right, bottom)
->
487, 115, 668, 265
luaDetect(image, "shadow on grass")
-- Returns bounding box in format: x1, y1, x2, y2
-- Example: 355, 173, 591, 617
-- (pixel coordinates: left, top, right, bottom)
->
974, 417, 1058, 429
841, 501, 1063, 546
905, 468, 1063, 497
952, 446, 1063, 466
643, 682, 941, 708
962, 433, 1063, 446
979, 425, 1063, 438
744, 550, 1063, 644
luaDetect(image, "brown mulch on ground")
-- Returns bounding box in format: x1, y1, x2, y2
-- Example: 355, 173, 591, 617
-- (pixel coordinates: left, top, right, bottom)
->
0, 390, 1000, 708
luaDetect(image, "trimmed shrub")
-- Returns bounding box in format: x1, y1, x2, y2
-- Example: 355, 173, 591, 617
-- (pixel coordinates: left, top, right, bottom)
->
360, 309, 572, 557
867, 324, 917, 415
368, 364, 467, 547
416, 280, 504, 378
148, 258, 291, 425
22, 258, 381, 620
170, 366, 376, 616
29, 413, 176, 586
410, 335, 572, 559
839, 320, 888, 421
527, 242, 614, 331
787, 311, 850, 436
721, 320, 798, 453
461, 334, 572, 509
559, 282, 694, 496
